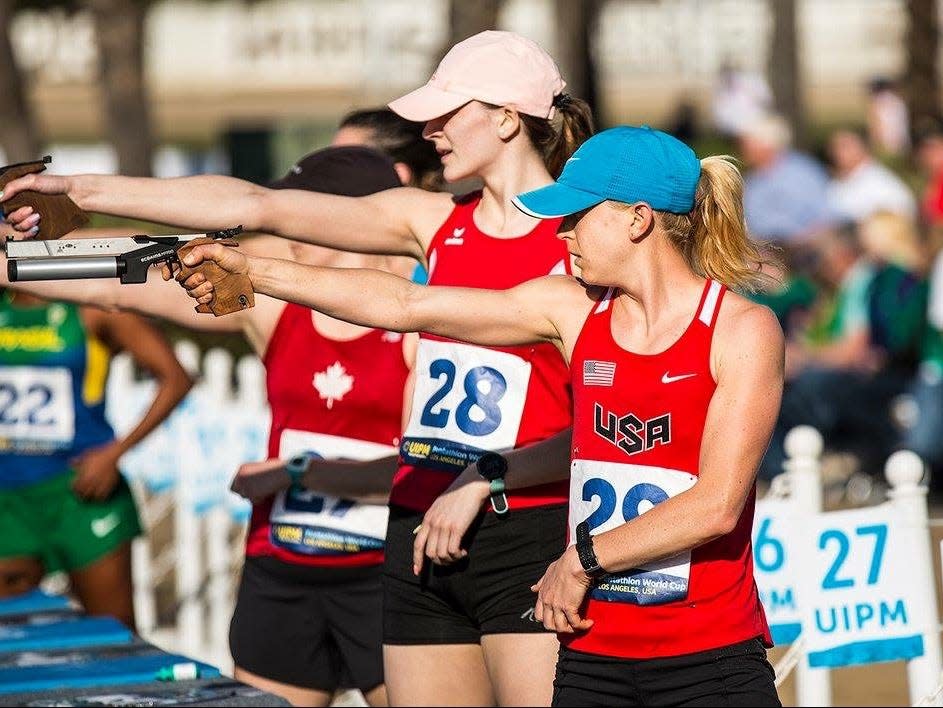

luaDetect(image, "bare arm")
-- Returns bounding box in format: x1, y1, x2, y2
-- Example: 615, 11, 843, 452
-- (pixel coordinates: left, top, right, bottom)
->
180, 243, 577, 350
71, 309, 193, 500
1, 172, 450, 259
592, 301, 785, 572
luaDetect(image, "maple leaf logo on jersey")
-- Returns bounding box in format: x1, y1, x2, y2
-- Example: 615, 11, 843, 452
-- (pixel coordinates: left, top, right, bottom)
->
313, 361, 354, 409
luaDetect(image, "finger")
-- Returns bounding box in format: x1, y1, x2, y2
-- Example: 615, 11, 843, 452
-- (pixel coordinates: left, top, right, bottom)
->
161, 264, 173, 281
553, 608, 574, 634
534, 597, 545, 624
6, 206, 34, 228
0, 175, 35, 202
186, 281, 215, 300
563, 607, 592, 632
446, 527, 465, 561
181, 244, 224, 268
413, 525, 430, 575
432, 526, 452, 564
176, 269, 206, 287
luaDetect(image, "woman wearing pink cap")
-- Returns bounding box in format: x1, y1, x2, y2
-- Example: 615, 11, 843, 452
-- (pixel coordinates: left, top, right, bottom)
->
3, 31, 593, 706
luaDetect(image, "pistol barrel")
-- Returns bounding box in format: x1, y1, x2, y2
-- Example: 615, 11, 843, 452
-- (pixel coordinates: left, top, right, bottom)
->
8, 256, 119, 281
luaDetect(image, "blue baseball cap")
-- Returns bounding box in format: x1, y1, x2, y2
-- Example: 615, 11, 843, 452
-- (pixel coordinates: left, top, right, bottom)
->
513, 126, 701, 218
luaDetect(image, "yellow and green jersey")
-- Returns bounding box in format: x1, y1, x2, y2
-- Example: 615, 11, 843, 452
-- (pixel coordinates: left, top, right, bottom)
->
0, 292, 115, 488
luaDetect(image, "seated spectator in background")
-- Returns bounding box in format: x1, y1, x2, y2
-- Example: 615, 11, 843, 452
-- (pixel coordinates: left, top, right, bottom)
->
826, 128, 916, 223
867, 77, 911, 157
760, 222, 927, 480
748, 244, 818, 339
916, 119, 943, 229
740, 113, 831, 242
904, 239, 943, 484
710, 60, 773, 138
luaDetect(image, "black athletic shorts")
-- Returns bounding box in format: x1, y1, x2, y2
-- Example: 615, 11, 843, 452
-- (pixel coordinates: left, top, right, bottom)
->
383, 502, 567, 644
229, 555, 384, 692
552, 638, 781, 707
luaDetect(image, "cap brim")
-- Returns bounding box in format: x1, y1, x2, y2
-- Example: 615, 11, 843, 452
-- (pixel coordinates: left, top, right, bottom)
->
513, 182, 604, 219
388, 84, 471, 122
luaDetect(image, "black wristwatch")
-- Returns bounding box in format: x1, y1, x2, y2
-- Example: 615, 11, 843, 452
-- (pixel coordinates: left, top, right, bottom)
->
476, 452, 509, 515
575, 520, 605, 578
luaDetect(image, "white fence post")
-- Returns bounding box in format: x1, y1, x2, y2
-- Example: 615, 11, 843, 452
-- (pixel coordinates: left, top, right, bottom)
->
886, 451, 943, 707
784, 425, 831, 707
174, 475, 204, 657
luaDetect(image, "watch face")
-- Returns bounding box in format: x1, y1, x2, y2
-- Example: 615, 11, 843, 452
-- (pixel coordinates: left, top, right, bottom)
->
477, 453, 507, 481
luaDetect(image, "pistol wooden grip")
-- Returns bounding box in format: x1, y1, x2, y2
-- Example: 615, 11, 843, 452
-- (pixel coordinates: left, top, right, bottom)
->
0, 161, 89, 239
176, 239, 255, 317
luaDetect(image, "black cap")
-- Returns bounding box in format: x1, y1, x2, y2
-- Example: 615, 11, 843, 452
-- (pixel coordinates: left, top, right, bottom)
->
269, 145, 401, 196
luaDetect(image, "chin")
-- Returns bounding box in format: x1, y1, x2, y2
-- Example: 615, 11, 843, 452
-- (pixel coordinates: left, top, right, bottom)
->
441, 161, 475, 184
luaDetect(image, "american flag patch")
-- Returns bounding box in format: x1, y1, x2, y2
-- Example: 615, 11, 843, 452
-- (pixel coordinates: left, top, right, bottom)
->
583, 360, 616, 386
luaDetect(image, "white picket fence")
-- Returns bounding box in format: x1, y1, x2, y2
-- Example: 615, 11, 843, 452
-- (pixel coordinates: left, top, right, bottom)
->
106, 343, 943, 705
107, 341, 269, 670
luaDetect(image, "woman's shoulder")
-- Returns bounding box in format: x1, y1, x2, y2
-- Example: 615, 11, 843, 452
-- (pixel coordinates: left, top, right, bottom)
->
714, 290, 784, 354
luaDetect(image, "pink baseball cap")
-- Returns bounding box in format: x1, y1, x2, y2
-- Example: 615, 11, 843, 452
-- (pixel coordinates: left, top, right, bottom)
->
388, 30, 566, 122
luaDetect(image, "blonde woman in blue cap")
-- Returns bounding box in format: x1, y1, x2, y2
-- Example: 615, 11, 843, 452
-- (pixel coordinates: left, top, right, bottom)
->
171, 125, 784, 706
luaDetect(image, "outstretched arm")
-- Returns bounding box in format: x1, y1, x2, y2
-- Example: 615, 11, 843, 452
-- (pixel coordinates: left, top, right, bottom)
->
1, 172, 451, 259
177, 242, 576, 350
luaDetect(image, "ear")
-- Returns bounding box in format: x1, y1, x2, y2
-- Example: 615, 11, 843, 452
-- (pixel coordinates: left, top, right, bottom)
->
393, 162, 414, 186
628, 203, 655, 242
496, 106, 521, 141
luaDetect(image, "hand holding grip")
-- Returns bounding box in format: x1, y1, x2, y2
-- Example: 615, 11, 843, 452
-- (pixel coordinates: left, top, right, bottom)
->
175, 237, 255, 316
0, 156, 89, 239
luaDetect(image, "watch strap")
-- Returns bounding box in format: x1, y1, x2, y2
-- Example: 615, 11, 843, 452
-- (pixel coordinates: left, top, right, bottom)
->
489, 478, 509, 515
575, 520, 604, 577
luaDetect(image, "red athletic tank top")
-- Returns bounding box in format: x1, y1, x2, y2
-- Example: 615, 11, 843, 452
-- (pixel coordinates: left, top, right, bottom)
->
246, 303, 409, 567
392, 191, 573, 512
566, 280, 771, 658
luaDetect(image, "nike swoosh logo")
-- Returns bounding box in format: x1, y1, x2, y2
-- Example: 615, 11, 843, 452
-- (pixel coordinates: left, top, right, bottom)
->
91, 513, 121, 538
661, 372, 696, 384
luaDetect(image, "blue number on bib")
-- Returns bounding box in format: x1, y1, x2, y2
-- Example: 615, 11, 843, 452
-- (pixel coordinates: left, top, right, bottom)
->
456, 366, 506, 436
583, 477, 617, 532
26, 384, 55, 426
0, 382, 55, 426
419, 359, 508, 437
623, 483, 669, 521
0, 383, 15, 424
582, 478, 669, 532
420, 359, 456, 428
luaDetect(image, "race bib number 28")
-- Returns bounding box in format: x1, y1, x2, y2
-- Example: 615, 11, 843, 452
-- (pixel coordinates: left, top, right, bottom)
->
401, 340, 531, 473
0, 367, 75, 453
570, 459, 697, 605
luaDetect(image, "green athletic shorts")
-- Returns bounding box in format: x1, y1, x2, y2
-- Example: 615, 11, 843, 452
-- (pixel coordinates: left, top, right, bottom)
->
0, 469, 142, 573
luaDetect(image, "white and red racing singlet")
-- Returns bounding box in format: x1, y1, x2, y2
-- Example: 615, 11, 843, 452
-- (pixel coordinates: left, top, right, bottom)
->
566, 280, 771, 658
392, 191, 573, 512
245, 303, 409, 568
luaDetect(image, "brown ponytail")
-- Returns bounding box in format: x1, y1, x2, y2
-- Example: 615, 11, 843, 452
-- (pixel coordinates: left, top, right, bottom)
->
519, 95, 595, 177
658, 156, 776, 292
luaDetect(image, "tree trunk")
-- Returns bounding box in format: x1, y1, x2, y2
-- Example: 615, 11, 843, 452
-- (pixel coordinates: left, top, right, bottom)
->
553, 0, 601, 124
768, 0, 804, 143
86, 0, 153, 176
442, 0, 502, 59
0, 0, 41, 161
903, 0, 941, 134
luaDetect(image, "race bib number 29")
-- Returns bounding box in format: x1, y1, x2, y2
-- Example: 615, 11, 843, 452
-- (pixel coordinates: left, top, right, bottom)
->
0, 367, 75, 453
401, 340, 531, 473
570, 459, 697, 605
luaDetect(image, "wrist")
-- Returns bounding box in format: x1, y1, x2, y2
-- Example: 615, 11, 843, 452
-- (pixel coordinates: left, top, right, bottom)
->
476, 452, 509, 515
575, 520, 606, 580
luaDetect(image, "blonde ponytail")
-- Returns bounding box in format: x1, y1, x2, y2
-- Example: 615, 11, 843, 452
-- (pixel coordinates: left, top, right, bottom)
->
659, 156, 775, 292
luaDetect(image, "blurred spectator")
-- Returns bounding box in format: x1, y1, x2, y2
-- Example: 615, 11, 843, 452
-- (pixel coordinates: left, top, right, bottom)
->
740, 113, 831, 242
867, 77, 910, 156
710, 61, 773, 138
915, 119, 943, 228
760, 222, 926, 479
904, 244, 943, 480
826, 128, 916, 222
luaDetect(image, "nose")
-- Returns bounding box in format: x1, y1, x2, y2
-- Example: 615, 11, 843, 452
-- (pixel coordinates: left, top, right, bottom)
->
422, 117, 445, 140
